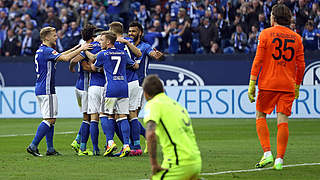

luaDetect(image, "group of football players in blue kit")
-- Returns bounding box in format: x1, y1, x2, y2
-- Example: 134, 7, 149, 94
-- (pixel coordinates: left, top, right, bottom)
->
27, 21, 164, 157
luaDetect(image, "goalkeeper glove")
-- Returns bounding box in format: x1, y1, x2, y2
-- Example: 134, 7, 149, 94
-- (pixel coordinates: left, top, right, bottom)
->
295, 84, 300, 99
248, 80, 256, 103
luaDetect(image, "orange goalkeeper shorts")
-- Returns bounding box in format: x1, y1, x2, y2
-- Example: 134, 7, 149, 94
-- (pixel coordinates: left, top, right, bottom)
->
256, 89, 295, 116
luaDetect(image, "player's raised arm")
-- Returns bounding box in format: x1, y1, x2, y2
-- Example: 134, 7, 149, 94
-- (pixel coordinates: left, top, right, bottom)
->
149, 48, 164, 61
69, 54, 84, 73
84, 50, 98, 63
117, 37, 142, 58
61, 44, 81, 55
57, 43, 92, 62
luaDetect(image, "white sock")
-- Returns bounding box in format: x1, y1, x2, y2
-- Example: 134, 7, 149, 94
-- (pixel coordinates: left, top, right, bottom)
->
108, 140, 114, 147
275, 158, 283, 164
264, 151, 272, 158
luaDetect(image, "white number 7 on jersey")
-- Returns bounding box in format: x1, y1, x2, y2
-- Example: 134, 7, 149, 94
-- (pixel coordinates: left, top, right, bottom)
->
111, 56, 121, 75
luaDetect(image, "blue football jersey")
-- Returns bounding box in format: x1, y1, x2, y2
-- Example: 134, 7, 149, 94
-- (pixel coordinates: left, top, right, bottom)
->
80, 41, 105, 87
302, 29, 319, 51
114, 37, 139, 82
136, 41, 153, 85
94, 48, 135, 98
75, 59, 89, 91
34, 44, 62, 96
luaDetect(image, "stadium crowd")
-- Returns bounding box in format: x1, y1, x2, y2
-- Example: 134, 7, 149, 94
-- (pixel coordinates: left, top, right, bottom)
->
0, 0, 319, 56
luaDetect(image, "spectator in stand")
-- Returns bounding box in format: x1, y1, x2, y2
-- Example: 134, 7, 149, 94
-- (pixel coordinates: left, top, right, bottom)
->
153, 19, 162, 32
216, 12, 231, 49
309, 3, 319, 21
222, 0, 236, 24
210, 42, 222, 54
192, 17, 218, 54
8, 3, 22, 22
56, 29, 68, 52
10, 13, 21, 32
38, 0, 49, 13
263, 0, 274, 20
238, 4, 249, 34
65, 21, 81, 50
152, 4, 163, 22
21, 0, 38, 18
167, 21, 189, 54
165, 0, 183, 19
0, 10, 9, 27
177, 8, 190, 25
179, 21, 192, 54
257, 13, 269, 32
163, 12, 171, 30
295, 0, 309, 34
44, 8, 62, 30
107, 0, 123, 22
248, 25, 260, 53
204, 9, 213, 22
77, 9, 89, 29
188, 1, 204, 28
224, 24, 249, 54
0, 1, 8, 14
93, 5, 109, 29
302, 20, 320, 51
134, 4, 150, 28
21, 29, 36, 56
252, 0, 263, 15
26, 22, 40, 45
247, 4, 259, 31
23, 14, 37, 28
2, 29, 20, 56
59, 8, 70, 24
15, 20, 26, 40
144, 24, 167, 51
61, 22, 69, 34
314, 9, 320, 29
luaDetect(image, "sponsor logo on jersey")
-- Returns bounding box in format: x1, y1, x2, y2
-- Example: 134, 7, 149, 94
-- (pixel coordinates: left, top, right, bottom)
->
52, 50, 59, 55
302, 61, 320, 85
149, 64, 204, 86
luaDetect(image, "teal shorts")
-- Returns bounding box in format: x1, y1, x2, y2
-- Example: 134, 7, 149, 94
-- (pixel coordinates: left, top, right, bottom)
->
152, 162, 201, 180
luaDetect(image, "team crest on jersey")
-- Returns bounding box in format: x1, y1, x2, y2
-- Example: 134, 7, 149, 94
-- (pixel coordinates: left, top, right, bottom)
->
52, 50, 59, 55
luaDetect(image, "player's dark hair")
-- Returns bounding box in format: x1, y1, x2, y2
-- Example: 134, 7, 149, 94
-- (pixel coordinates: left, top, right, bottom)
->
40, 26, 56, 41
81, 24, 96, 41
142, 74, 164, 98
129, 21, 144, 34
109, 21, 123, 34
272, 4, 292, 26
101, 31, 117, 45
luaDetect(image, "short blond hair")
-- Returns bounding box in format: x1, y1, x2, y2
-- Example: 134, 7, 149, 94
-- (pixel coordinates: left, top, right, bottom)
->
109, 21, 123, 34
40, 27, 56, 41
101, 31, 117, 45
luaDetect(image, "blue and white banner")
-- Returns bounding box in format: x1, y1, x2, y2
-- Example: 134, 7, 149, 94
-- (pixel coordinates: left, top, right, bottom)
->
1, 86, 319, 118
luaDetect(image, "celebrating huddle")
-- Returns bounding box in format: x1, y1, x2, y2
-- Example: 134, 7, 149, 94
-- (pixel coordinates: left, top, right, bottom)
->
27, 21, 164, 158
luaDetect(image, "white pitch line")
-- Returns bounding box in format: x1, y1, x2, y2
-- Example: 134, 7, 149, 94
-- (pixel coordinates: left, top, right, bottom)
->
0, 131, 77, 138
139, 162, 320, 180
201, 162, 320, 176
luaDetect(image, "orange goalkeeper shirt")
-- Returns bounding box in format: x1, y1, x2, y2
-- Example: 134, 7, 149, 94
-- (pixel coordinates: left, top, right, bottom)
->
251, 25, 305, 92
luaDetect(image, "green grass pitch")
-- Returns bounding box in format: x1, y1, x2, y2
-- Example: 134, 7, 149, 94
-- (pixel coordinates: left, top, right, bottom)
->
0, 118, 319, 180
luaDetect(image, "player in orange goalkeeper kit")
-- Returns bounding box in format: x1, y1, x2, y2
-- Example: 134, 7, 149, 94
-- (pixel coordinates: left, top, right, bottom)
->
248, 4, 305, 170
